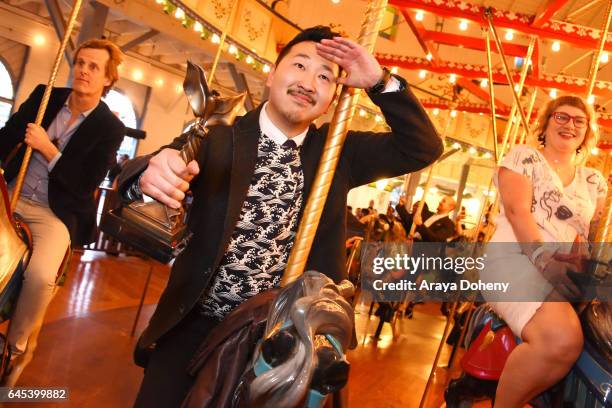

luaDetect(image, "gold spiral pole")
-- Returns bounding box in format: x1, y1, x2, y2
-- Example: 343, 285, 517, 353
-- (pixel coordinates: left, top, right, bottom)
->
484, 9, 531, 136
281, 0, 388, 286
585, 0, 612, 101
10, 0, 83, 212
408, 111, 454, 240
207, 0, 240, 87
518, 88, 538, 145
493, 36, 534, 159
591, 188, 612, 282
500, 37, 535, 158
484, 29, 499, 163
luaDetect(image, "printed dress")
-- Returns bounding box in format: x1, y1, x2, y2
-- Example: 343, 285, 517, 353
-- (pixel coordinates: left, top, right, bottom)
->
483, 145, 607, 336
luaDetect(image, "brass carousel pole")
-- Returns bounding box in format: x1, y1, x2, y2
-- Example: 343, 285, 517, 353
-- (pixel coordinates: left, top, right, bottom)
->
518, 88, 538, 145
495, 37, 534, 159
281, 0, 388, 286
10, 0, 83, 212
591, 188, 612, 282
484, 9, 531, 137
408, 112, 454, 240
585, 0, 612, 102
207, 0, 241, 87
585, 0, 611, 280
501, 37, 535, 155
507, 37, 534, 138
485, 29, 499, 162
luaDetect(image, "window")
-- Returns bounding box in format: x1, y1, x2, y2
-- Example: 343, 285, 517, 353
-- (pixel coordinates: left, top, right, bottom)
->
0, 61, 14, 128
102, 89, 138, 158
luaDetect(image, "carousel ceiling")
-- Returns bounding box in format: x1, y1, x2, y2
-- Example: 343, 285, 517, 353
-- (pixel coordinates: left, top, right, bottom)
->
2, 0, 612, 155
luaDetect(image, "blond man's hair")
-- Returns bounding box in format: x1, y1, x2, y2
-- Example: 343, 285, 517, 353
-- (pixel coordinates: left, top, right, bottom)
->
73, 39, 123, 96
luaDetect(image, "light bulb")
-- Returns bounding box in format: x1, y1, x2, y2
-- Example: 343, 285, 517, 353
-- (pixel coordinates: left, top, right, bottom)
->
551, 41, 560, 52
132, 69, 143, 81
33, 34, 45, 46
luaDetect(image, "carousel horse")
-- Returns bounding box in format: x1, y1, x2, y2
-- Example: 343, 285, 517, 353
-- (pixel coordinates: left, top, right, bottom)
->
445, 263, 611, 408
0, 115, 72, 387
0, 172, 32, 377
183, 271, 355, 408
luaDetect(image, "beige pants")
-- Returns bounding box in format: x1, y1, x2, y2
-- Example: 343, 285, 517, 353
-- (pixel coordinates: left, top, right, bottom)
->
8, 197, 70, 354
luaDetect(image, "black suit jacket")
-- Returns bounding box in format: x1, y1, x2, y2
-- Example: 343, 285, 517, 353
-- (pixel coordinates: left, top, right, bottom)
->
0, 85, 125, 245
396, 204, 455, 242
118, 77, 443, 348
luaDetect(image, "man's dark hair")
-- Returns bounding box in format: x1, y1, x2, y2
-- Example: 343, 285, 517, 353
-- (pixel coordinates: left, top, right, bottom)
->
275, 25, 341, 66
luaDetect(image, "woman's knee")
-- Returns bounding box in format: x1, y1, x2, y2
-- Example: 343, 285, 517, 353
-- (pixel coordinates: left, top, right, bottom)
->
524, 306, 583, 364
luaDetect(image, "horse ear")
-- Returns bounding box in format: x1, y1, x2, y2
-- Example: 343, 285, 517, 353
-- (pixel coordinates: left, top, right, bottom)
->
183, 61, 211, 118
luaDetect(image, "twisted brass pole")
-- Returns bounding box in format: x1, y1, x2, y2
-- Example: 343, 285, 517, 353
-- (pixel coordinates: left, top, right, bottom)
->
498, 37, 535, 157
585, 0, 612, 100
207, 0, 240, 87
484, 9, 531, 136
10, 0, 83, 211
591, 188, 612, 281
281, 0, 388, 286
518, 89, 538, 145
408, 112, 454, 240
484, 29, 499, 163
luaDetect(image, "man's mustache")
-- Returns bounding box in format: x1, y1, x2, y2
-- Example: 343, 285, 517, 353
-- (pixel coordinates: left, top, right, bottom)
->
287, 88, 315, 105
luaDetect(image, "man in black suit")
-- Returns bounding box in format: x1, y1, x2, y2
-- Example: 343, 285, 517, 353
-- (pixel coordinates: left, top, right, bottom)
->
396, 195, 456, 242
119, 26, 442, 406
0, 39, 125, 360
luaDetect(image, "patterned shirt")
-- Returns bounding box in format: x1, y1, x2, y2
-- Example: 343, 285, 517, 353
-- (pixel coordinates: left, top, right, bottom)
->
199, 132, 304, 319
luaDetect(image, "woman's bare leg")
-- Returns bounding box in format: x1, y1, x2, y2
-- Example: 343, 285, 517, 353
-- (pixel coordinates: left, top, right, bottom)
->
494, 302, 582, 407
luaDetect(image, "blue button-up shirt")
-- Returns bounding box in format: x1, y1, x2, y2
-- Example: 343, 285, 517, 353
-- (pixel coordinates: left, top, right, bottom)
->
13, 99, 95, 206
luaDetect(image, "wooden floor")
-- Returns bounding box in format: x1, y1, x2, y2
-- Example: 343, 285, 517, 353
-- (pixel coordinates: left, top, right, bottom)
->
3, 251, 491, 408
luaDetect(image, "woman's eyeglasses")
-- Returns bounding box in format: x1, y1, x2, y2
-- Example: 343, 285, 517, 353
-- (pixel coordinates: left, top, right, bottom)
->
551, 112, 588, 128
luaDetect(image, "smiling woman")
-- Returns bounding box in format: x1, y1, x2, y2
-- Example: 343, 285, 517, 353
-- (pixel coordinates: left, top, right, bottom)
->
482, 94, 608, 407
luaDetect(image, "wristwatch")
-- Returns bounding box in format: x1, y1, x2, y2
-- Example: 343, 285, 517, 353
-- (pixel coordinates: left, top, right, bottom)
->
366, 67, 392, 95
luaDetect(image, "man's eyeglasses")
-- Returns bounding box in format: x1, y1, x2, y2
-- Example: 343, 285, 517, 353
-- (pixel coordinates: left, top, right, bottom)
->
551, 112, 588, 129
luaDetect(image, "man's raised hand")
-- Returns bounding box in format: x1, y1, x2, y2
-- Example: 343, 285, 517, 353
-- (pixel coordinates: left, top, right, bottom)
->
315, 37, 383, 89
